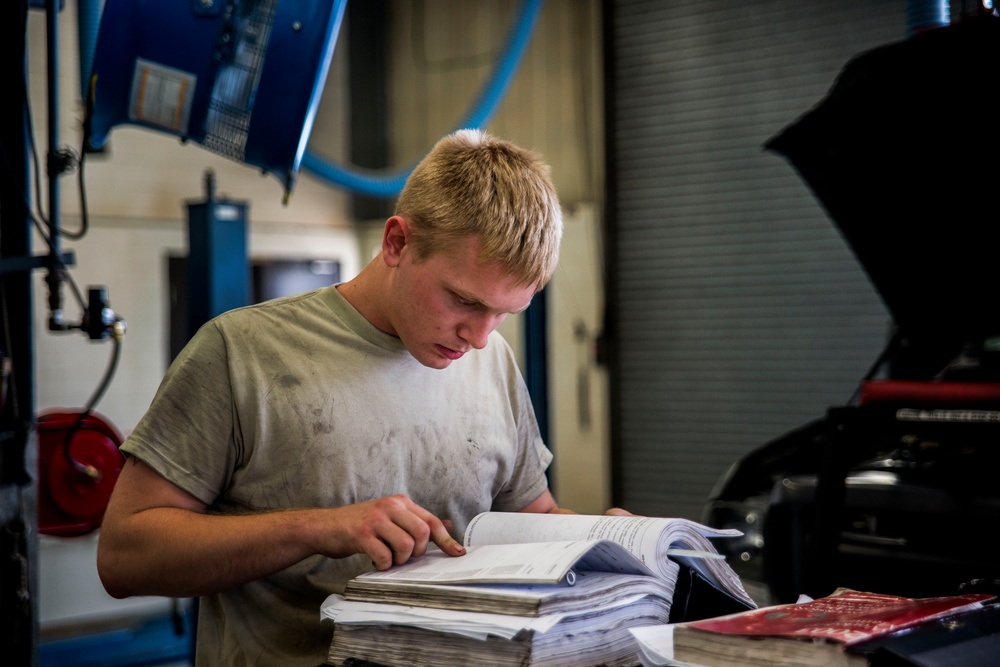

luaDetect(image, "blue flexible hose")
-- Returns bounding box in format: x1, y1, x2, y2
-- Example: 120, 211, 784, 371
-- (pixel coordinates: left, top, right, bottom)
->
302, 0, 545, 199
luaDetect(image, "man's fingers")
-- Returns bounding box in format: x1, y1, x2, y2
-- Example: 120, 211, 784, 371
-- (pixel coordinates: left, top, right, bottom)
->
435, 518, 466, 555
365, 538, 395, 571
385, 497, 466, 559
428, 520, 465, 556
396, 500, 465, 558
373, 496, 464, 562
353, 496, 465, 568
604, 507, 634, 517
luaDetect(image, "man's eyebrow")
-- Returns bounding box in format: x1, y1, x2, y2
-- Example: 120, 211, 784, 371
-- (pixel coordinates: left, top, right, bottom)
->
453, 287, 532, 314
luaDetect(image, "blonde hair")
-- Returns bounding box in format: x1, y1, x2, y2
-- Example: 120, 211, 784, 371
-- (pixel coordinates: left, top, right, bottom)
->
395, 129, 563, 290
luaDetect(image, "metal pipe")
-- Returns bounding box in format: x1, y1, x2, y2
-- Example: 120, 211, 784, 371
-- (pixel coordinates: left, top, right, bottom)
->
44, 0, 68, 331
46, 0, 60, 241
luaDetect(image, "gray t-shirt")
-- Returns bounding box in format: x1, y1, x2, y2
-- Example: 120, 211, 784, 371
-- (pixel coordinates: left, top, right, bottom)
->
122, 285, 552, 666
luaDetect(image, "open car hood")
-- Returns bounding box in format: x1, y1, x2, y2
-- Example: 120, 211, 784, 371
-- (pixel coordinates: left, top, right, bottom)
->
766, 17, 1000, 378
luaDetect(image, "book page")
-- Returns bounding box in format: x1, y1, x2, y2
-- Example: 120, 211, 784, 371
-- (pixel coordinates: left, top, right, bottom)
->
354, 568, 673, 603
464, 512, 738, 580
629, 625, 679, 665
353, 540, 654, 586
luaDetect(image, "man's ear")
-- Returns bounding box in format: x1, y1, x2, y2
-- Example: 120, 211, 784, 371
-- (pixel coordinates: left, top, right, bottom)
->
382, 216, 410, 267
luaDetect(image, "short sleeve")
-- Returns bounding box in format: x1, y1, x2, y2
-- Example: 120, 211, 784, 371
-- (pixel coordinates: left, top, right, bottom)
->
121, 321, 240, 505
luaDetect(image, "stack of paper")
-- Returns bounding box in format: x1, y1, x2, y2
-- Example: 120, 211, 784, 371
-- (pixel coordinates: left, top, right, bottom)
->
320, 511, 755, 667
323, 586, 672, 667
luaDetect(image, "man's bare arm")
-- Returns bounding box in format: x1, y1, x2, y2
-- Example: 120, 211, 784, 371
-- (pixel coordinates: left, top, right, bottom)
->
97, 457, 464, 599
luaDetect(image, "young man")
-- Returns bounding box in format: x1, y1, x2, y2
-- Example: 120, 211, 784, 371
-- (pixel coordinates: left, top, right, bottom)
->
97, 130, 575, 666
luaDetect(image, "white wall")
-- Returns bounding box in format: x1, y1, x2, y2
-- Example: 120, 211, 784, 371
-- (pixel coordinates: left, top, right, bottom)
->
547, 204, 610, 512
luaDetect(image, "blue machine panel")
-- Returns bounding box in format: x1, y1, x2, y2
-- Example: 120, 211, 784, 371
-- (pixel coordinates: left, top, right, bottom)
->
86, 0, 346, 198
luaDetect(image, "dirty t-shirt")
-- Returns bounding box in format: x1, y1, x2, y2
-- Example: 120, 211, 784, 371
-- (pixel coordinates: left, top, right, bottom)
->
121, 284, 553, 667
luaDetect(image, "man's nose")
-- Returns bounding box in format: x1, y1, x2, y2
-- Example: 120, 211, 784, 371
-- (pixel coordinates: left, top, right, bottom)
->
460, 313, 503, 350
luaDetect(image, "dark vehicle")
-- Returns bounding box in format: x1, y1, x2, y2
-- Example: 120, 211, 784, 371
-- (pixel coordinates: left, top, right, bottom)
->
703, 16, 1000, 605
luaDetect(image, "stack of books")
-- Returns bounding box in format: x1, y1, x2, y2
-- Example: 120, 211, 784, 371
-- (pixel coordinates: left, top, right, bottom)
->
630, 587, 998, 667
321, 511, 756, 667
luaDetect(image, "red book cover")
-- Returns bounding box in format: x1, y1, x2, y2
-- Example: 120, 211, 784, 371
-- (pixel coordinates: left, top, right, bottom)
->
687, 588, 995, 647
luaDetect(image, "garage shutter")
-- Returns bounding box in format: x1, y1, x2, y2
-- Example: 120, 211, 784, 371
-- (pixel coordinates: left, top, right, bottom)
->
607, 0, 905, 518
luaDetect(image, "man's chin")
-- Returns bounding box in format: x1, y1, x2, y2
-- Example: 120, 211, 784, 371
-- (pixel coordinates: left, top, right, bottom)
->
406, 343, 467, 369
412, 348, 454, 370
419, 357, 452, 370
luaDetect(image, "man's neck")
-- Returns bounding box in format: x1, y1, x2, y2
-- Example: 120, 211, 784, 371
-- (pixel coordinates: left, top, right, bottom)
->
336, 257, 396, 336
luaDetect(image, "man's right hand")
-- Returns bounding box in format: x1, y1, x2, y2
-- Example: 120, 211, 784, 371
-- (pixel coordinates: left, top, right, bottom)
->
318, 494, 466, 570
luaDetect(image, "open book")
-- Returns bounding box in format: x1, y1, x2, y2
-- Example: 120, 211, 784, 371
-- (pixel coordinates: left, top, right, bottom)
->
342, 511, 756, 615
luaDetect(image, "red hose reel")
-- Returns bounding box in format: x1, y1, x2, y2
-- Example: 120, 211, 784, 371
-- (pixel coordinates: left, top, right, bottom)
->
37, 410, 125, 537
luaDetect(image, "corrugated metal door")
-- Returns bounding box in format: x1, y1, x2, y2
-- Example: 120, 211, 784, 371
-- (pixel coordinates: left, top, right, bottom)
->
607, 0, 905, 518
